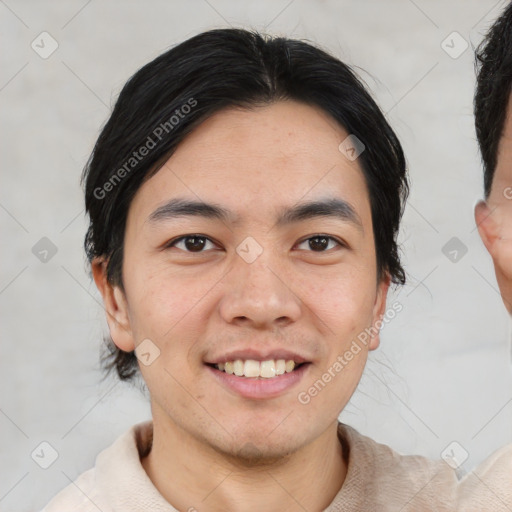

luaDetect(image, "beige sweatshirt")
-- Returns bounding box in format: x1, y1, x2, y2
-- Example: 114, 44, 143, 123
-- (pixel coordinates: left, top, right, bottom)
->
41, 421, 511, 511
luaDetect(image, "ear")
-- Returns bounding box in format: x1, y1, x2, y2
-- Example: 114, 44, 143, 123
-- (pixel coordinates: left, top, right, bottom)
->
91, 258, 135, 352
475, 200, 512, 314
475, 200, 501, 256
368, 273, 391, 351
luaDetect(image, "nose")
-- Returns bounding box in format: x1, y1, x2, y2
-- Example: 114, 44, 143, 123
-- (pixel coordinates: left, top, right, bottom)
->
218, 251, 302, 329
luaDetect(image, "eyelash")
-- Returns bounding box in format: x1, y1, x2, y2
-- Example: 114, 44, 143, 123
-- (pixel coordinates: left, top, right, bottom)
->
164, 234, 346, 253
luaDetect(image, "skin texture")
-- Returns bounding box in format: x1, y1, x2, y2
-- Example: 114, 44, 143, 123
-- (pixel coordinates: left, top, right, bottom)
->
475, 94, 512, 314
93, 100, 390, 511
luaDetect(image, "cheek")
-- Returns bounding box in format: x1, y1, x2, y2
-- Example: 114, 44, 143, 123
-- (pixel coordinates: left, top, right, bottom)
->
129, 267, 215, 390
299, 266, 376, 334
496, 244, 512, 280
123, 258, 216, 343
492, 208, 512, 280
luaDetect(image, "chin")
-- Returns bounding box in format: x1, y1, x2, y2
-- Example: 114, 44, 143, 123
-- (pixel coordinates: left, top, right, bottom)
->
215, 438, 296, 468
205, 419, 306, 465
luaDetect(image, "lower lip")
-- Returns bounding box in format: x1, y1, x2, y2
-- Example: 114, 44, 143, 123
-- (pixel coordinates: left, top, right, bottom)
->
206, 364, 310, 400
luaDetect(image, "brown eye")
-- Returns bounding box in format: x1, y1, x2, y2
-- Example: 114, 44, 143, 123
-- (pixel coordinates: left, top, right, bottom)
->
297, 235, 343, 252
308, 236, 329, 251
183, 236, 207, 252
167, 235, 215, 252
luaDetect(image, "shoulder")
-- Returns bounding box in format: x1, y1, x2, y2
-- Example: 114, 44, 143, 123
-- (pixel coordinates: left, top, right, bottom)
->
334, 424, 459, 511
40, 421, 152, 512
340, 423, 457, 479
40, 467, 106, 512
457, 443, 512, 511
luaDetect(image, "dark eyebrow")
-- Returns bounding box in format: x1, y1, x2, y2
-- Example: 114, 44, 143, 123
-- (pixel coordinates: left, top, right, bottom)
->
275, 197, 363, 231
146, 198, 235, 225
146, 196, 363, 231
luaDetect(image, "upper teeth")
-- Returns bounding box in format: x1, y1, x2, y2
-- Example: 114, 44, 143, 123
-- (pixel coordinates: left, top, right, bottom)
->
216, 359, 296, 378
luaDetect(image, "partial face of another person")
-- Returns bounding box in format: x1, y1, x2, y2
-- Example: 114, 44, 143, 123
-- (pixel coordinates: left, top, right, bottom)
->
476, 94, 512, 314
94, 100, 389, 462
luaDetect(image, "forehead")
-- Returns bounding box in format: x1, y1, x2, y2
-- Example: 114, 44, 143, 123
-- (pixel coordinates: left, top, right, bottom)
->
128, 100, 372, 228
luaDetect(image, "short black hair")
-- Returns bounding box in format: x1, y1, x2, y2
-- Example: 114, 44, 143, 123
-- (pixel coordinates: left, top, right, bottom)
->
82, 28, 409, 382
474, 1, 512, 197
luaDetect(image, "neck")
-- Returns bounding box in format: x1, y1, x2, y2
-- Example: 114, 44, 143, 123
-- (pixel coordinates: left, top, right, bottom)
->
141, 410, 347, 512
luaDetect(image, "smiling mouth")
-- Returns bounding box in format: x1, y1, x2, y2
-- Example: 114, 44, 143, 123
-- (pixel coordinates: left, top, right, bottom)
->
206, 359, 308, 379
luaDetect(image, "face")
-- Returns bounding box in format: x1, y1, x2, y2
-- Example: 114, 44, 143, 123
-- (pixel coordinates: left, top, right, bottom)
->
94, 100, 389, 462
475, 94, 512, 314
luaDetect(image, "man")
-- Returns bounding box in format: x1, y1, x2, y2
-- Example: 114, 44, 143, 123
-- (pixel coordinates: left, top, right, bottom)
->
474, 1, 512, 314
42, 28, 460, 511
456, 2, 512, 509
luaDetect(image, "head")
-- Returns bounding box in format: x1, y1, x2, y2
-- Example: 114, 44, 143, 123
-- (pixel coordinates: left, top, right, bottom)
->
85, 28, 408, 461
474, 2, 512, 314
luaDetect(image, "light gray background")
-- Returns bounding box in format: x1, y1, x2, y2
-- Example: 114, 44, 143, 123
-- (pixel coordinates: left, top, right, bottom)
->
2, 1, 512, 510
